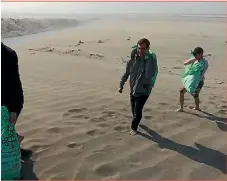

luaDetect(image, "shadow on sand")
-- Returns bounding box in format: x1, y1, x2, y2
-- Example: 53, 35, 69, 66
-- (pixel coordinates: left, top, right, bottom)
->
20, 149, 38, 180
184, 110, 227, 131
138, 124, 226, 174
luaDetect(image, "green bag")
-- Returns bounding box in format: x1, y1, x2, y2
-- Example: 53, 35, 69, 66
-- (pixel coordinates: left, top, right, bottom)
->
181, 51, 206, 95
1, 106, 21, 180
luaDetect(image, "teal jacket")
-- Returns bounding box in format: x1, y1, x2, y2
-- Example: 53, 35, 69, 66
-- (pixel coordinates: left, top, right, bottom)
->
120, 47, 158, 97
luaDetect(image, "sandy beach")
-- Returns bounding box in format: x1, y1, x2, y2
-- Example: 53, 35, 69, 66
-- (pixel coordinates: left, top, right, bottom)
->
3, 14, 226, 179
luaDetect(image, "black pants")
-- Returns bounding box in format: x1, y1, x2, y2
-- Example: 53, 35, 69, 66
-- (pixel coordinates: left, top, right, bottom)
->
130, 94, 149, 131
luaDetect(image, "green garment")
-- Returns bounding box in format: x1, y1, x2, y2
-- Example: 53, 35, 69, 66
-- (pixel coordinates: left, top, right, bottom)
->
1, 106, 21, 180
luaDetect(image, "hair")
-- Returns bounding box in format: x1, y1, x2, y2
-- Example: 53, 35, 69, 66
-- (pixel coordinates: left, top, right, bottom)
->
137, 38, 150, 49
193, 47, 204, 56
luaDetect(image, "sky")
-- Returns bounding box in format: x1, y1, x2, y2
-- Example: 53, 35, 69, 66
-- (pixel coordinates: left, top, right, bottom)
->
1, 2, 227, 15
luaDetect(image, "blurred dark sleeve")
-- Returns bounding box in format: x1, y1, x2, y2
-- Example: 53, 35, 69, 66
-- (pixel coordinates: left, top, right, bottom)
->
7, 51, 24, 113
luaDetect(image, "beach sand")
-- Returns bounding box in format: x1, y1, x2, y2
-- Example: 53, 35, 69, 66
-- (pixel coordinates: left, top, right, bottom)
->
7, 15, 226, 179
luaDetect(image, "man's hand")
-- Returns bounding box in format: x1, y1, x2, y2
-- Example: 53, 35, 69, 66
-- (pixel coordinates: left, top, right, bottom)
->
205, 53, 211, 57
10, 112, 17, 123
118, 88, 123, 93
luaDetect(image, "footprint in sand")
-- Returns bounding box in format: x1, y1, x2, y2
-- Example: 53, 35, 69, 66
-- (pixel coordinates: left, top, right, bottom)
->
127, 157, 141, 167
97, 123, 110, 128
208, 96, 218, 101
63, 108, 89, 120
217, 104, 227, 109
71, 115, 90, 119
144, 115, 152, 120
67, 142, 84, 149
65, 121, 83, 126
102, 110, 117, 118
172, 123, 183, 128
89, 117, 105, 123
217, 109, 227, 115
208, 101, 215, 105
124, 115, 132, 120
188, 105, 195, 109
221, 100, 226, 104
113, 125, 128, 133
144, 108, 152, 112
172, 66, 182, 70
114, 136, 122, 140
93, 163, 117, 177
158, 102, 169, 106
86, 129, 106, 136
120, 120, 128, 125
47, 127, 61, 134
68, 108, 87, 113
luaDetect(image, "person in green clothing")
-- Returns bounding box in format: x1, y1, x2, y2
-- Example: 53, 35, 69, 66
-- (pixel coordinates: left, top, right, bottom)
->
118, 38, 158, 135
176, 47, 211, 112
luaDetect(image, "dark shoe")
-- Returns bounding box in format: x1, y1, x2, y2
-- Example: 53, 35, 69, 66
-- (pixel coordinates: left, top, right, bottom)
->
21, 148, 33, 158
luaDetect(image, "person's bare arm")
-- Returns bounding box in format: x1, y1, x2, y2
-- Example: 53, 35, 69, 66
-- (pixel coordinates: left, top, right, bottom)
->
184, 54, 211, 65
184, 58, 196, 65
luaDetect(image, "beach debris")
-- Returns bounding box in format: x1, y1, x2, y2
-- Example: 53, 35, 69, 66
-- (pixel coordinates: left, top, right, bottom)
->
98, 40, 104, 43
89, 53, 104, 58
127, 37, 131, 40
78, 40, 84, 44
213, 78, 224, 84
65, 49, 81, 56
96, 54, 104, 58
69, 44, 80, 47
47, 48, 55, 52
65, 50, 75, 53
216, 81, 224, 84
28, 45, 54, 52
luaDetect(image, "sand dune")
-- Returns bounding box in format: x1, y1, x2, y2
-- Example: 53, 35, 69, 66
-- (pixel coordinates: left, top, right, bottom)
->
6, 15, 227, 179
1, 18, 80, 38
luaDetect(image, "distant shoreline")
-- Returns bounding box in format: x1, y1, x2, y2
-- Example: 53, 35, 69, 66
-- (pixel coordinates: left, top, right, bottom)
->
1, 13, 225, 39
2, 12, 226, 19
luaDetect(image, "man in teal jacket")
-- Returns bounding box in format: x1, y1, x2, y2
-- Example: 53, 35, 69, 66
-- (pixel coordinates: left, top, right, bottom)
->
118, 38, 158, 135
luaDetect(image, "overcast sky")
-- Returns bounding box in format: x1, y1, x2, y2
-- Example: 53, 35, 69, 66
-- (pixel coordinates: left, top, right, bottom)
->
1, 2, 226, 14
